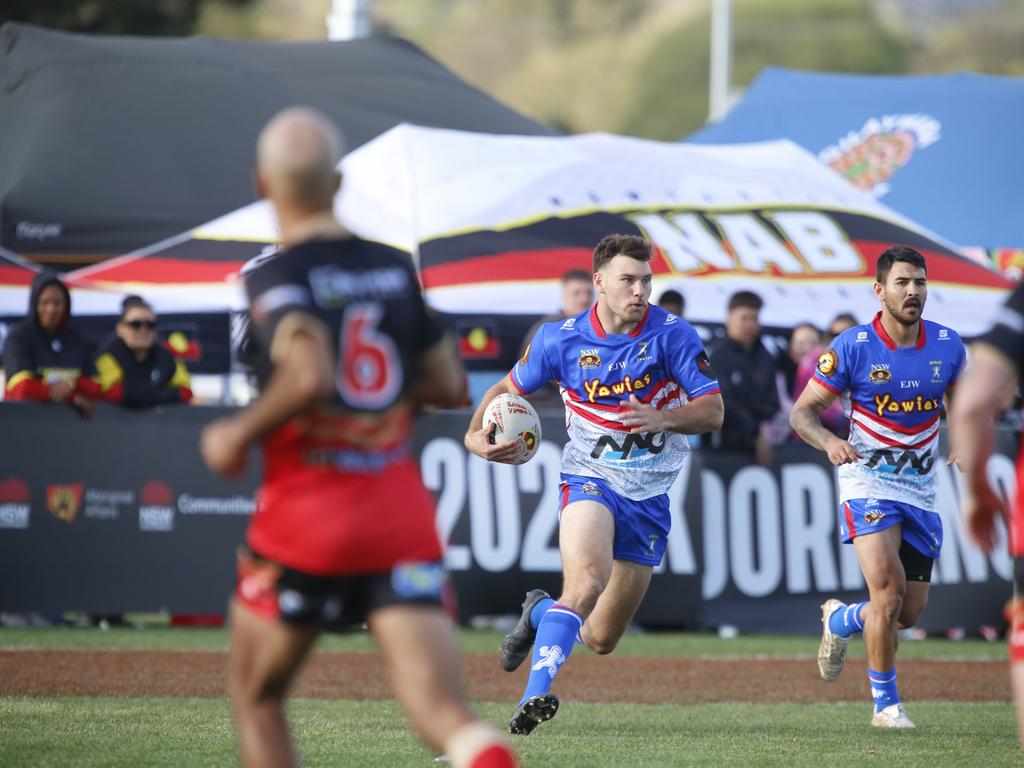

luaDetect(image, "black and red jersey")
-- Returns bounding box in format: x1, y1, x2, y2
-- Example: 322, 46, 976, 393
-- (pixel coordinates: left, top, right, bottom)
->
243, 237, 445, 575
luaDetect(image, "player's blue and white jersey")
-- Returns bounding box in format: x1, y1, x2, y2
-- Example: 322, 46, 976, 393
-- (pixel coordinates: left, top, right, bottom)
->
511, 304, 719, 500
813, 312, 966, 512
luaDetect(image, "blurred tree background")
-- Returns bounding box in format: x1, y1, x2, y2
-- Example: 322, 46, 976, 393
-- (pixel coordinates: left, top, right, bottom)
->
4, 0, 1023, 138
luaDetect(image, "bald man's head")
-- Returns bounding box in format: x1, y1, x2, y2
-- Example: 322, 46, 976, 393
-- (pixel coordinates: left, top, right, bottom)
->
256, 107, 345, 211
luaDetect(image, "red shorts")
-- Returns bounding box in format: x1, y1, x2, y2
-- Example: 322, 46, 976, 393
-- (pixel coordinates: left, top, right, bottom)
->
246, 455, 442, 576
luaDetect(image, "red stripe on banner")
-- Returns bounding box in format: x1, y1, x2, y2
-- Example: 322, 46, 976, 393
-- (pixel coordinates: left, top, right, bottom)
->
852, 416, 938, 450
0, 266, 35, 286
417, 238, 1011, 291
851, 402, 940, 434
420, 247, 675, 289
83, 258, 247, 284
853, 241, 1012, 290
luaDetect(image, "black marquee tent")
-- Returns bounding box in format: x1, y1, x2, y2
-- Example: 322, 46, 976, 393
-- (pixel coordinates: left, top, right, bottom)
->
0, 22, 553, 262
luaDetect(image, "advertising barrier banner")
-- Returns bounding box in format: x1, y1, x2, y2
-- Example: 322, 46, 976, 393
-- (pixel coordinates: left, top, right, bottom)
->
0, 405, 1012, 634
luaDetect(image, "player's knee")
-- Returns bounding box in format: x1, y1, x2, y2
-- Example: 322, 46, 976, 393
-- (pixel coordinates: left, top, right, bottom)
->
230, 670, 288, 708
560, 577, 605, 615
871, 582, 905, 621
586, 635, 619, 655
898, 600, 926, 628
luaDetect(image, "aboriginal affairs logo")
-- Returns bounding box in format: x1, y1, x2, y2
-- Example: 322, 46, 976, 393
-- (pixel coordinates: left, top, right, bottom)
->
817, 348, 838, 377
46, 483, 84, 524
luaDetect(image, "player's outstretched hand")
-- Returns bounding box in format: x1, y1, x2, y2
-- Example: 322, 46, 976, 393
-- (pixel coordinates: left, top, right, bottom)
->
464, 422, 521, 464
200, 417, 249, 478
962, 485, 1005, 553
824, 436, 860, 466
620, 394, 664, 434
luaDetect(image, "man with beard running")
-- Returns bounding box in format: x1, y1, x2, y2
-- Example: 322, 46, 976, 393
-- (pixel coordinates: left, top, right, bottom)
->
790, 246, 965, 728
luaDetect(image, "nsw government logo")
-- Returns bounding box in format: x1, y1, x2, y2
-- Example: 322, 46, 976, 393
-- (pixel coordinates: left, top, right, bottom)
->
0, 477, 30, 529
139, 481, 175, 532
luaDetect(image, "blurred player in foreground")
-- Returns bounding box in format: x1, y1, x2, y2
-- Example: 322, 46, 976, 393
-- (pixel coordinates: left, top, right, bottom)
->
949, 283, 1024, 746
200, 107, 516, 768
465, 234, 723, 735
790, 246, 965, 728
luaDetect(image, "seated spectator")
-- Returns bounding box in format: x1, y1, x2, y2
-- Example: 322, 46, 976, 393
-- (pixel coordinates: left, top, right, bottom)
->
519, 268, 594, 409
92, 296, 192, 408
2, 271, 97, 413
792, 312, 858, 439
657, 289, 685, 318
706, 290, 780, 464
771, 323, 822, 443
779, 323, 822, 398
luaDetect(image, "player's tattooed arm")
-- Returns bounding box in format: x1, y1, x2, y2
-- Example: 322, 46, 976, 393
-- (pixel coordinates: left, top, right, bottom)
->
790, 379, 860, 465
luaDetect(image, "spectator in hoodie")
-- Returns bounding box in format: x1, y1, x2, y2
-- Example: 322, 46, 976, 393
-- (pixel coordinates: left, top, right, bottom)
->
2, 271, 97, 413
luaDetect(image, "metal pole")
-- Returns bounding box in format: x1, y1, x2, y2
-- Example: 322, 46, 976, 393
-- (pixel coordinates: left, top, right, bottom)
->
327, 0, 372, 41
708, 0, 732, 123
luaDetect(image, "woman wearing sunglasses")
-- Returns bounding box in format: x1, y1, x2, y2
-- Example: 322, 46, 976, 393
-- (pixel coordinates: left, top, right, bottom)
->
92, 295, 192, 407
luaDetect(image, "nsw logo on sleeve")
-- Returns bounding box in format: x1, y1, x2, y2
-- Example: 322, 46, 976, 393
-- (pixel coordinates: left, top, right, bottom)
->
817, 348, 838, 377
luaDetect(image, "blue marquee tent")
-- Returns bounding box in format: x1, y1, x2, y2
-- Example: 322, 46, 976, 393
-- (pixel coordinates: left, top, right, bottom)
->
689, 68, 1024, 266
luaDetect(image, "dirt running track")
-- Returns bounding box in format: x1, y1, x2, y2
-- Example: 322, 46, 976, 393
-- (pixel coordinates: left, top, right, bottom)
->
0, 650, 1009, 703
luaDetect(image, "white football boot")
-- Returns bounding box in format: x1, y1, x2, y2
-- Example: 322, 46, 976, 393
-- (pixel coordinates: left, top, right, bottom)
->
817, 598, 850, 682
871, 703, 916, 729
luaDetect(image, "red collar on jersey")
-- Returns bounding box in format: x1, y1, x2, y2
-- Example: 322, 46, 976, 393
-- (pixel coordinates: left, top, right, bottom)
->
872, 310, 927, 350
589, 303, 651, 339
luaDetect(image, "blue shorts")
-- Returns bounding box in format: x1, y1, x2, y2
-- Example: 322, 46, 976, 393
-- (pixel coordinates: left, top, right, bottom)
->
840, 498, 943, 559
559, 473, 670, 566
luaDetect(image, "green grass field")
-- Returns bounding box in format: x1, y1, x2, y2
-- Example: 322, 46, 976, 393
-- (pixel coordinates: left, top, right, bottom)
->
1, 627, 1018, 767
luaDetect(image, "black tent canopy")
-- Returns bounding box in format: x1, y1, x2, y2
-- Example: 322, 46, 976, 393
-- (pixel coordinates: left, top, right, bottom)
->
0, 22, 553, 261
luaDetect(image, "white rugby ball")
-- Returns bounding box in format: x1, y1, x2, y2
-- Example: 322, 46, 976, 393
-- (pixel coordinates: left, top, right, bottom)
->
483, 393, 542, 465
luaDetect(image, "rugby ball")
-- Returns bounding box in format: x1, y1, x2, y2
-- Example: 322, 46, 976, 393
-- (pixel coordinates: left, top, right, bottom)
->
483, 393, 542, 465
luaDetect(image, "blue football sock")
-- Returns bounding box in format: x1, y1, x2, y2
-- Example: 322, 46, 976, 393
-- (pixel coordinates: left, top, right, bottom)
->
529, 597, 555, 630
867, 666, 900, 711
519, 604, 583, 706
828, 601, 868, 639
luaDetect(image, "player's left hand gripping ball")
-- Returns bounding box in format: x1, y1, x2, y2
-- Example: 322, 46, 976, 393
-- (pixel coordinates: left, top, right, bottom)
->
484, 393, 542, 465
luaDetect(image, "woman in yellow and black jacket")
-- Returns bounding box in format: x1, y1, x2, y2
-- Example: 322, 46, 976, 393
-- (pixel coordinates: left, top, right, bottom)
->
92, 296, 192, 408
